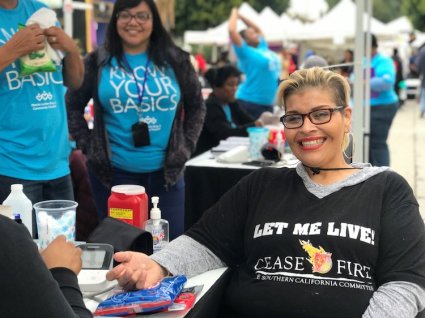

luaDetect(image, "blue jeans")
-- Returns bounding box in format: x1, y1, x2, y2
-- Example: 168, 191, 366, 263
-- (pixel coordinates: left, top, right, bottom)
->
0, 174, 74, 237
420, 88, 425, 113
369, 103, 398, 166
89, 168, 185, 240
237, 99, 274, 119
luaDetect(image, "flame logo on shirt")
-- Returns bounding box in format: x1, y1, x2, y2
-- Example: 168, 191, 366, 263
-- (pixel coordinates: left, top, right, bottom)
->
299, 240, 333, 274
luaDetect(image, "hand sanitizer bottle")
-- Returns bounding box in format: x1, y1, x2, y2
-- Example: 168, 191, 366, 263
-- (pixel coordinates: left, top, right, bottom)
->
143, 197, 169, 253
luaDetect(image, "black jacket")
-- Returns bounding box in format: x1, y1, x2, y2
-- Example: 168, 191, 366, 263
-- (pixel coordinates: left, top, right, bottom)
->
194, 93, 255, 156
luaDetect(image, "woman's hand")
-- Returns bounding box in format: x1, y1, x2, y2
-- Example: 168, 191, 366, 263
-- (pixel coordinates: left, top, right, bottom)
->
106, 251, 167, 290
6, 24, 45, 58
44, 26, 79, 56
40, 235, 82, 275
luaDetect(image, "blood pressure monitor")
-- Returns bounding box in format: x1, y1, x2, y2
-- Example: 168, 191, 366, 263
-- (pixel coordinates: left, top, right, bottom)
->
77, 243, 114, 292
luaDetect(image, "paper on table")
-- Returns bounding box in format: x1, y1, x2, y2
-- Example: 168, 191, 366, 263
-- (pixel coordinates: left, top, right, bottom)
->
216, 145, 249, 163
211, 137, 249, 153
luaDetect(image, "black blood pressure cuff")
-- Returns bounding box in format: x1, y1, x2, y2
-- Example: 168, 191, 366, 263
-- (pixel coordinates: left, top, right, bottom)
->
87, 217, 153, 256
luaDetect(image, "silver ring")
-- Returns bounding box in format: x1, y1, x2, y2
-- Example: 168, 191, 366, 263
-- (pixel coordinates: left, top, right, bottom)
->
51, 36, 56, 43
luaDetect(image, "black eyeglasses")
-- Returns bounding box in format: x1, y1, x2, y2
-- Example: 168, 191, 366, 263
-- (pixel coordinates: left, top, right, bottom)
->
280, 106, 344, 129
117, 11, 150, 24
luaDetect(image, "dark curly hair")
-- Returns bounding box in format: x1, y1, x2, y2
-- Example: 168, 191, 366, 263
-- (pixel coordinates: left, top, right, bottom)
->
204, 65, 241, 88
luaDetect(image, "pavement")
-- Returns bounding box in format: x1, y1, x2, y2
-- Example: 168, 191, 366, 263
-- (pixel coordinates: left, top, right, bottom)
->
387, 99, 425, 219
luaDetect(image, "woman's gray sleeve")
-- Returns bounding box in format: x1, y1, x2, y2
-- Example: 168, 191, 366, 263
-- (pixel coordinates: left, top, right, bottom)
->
150, 235, 226, 277
363, 281, 425, 318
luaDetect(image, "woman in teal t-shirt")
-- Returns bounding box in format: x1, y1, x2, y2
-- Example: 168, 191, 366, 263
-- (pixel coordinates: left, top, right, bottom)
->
66, 0, 205, 240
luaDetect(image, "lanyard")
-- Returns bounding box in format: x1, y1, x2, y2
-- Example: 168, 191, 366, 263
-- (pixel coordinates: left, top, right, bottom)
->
124, 56, 150, 122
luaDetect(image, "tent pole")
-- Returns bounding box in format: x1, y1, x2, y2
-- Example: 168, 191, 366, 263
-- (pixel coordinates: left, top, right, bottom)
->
353, 0, 369, 163
363, 0, 372, 164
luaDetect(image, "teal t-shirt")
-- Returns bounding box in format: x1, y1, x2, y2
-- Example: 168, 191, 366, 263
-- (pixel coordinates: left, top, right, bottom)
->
351, 53, 399, 107
0, 0, 70, 180
223, 104, 236, 128
369, 53, 398, 106
99, 52, 181, 173
233, 37, 281, 106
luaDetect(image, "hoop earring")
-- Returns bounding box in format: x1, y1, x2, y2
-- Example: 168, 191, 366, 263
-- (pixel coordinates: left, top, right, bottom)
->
343, 132, 354, 161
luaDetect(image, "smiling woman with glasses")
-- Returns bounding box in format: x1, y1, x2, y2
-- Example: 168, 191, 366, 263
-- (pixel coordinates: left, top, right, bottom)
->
105, 66, 425, 318
66, 0, 206, 240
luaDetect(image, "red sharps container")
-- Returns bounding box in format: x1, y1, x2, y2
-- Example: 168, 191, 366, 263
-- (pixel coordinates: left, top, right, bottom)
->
108, 185, 148, 228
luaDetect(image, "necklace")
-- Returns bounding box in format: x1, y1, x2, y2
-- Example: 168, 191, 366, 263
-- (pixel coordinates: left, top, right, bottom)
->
303, 164, 362, 175
123, 55, 150, 122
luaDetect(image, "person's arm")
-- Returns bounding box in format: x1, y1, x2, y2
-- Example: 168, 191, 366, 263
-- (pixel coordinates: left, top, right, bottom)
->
0, 217, 91, 317
203, 101, 251, 141
105, 235, 226, 291
228, 7, 243, 47
0, 24, 45, 72
370, 56, 396, 92
41, 236, 92, 317
231, 102, 257, 124
44, 26, 84, 89
366, 172, 425, 317
151, 235, 226, 277
238, 13, 263, 37
363, 281, 425, 318
370, 76, 394, 92
106, 169, 260, 290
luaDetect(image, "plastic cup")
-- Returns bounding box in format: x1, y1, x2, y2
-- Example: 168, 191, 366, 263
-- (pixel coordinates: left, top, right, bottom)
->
247, 127, 269, 160
34, 200, 78, 249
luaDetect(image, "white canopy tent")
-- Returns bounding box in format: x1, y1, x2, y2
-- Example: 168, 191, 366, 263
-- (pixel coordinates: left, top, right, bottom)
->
184, 2, 260, 46
287, 0, 396, 46
258, 7, 286, 43
386, 16, 414, 34
184, 2, 300, 46
280, 13, 305, 36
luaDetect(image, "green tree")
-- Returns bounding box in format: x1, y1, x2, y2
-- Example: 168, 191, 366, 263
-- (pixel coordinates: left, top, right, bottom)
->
174, 0, 240, 36
326, 0, 340, 10
326, 0, 401, 23
174, 0, 290, 37
372, 0, 401, 23
251, 0, 289, 15
402, 0, 425, 32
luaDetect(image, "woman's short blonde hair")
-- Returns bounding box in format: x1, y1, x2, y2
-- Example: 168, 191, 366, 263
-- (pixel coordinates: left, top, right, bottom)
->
278, 67, 351, 110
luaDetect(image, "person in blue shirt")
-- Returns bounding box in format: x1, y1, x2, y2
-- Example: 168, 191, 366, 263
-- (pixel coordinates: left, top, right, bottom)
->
66, 0, 205, 240
367, 34, 399, 166
0, 0, 84, 236
228, 7, 281, 119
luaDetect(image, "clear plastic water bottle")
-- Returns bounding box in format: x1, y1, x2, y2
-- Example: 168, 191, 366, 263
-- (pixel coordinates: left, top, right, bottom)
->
143, 197, 169, 253
3, 184, 33, 236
